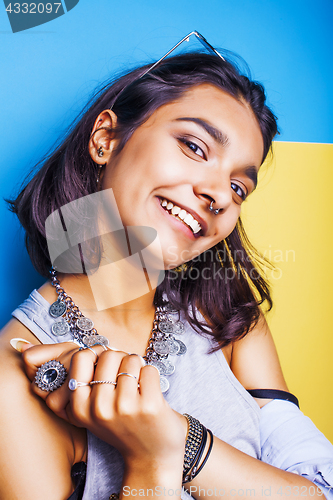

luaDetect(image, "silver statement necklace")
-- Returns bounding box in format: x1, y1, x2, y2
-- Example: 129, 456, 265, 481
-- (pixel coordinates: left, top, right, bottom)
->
48, 268, 187, 393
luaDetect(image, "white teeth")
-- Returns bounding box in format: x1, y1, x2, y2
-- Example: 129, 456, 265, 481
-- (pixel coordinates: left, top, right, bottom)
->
189, 219, 200, 232
184, 213, 194, 225
160, 198, 202, 234
178, 209, 187, 220
193, 221, 202, 232
171, 206, 180, 215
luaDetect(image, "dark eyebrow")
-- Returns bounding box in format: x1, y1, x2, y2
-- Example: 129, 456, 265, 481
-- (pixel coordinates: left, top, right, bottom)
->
175, 117, 229, 147
175, 117, 258, 190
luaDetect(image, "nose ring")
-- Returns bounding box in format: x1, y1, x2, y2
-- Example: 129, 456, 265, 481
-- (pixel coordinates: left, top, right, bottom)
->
209, 200, 223, 215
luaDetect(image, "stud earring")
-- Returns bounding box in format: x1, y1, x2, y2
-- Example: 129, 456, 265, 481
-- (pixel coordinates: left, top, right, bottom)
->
97, 146, 104, 157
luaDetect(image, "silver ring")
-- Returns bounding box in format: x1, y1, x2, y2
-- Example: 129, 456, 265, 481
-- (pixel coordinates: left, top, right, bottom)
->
90, 380, 117, 386
89, 342, 108, 351
105, 346, 122, 352
209, 200, 223, 215
34, 360, 67, 392
116, 372, 138, 381
68, 378, 90, 391
98, 344, 108, 351
79, 346, 98, 355
127, 353, 146, 367
86, 346, 99, 358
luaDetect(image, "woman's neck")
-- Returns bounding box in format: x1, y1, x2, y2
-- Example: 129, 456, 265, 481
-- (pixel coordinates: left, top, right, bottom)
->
38, 272, 157, 356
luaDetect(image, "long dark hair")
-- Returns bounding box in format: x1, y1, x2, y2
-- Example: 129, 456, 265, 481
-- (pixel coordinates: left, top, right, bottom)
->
8, 52, 278, 349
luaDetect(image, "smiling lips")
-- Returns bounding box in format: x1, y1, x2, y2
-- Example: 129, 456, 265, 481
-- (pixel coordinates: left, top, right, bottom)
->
160, 198, 202, 234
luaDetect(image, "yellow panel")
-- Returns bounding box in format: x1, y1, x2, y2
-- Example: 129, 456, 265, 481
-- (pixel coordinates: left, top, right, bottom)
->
242, 141, 333, 442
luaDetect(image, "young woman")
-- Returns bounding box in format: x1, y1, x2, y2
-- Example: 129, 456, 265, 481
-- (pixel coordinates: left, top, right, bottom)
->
0, 33, 332, 500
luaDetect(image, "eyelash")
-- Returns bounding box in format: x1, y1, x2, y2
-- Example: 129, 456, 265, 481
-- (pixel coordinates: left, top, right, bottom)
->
231, 182, 247, 201
179, 137, 248, 201
179, 137, 206, 160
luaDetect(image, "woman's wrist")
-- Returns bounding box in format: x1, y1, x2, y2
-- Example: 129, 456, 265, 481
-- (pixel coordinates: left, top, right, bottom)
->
121, 461, 183, 499
182, 414, 214, 484
124, 449, 184, 477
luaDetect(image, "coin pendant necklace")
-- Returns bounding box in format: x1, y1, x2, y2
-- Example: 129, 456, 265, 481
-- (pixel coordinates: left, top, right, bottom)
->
48, 268, 187, 393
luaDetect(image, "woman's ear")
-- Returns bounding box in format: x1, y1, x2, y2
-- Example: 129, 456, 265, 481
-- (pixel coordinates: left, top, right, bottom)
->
89, 110, 118, 164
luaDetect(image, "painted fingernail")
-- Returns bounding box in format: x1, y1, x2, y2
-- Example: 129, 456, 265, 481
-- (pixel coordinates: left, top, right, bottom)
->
10, 338, 33, 352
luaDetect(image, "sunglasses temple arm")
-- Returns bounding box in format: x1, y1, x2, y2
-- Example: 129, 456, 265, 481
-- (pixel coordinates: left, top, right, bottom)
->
110, 31, 223, 111
195, 31, 225, 61
139, 31, 199, 79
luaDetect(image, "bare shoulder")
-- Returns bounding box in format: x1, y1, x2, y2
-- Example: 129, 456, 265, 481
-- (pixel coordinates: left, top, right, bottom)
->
0, 318, 85, 499
230, 315, 289, 408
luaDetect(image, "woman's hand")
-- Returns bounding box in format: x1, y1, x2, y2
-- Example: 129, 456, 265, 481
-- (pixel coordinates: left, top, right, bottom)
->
68, 349, 186, 470
20, 342, 187, 473
20, 340, 81, 421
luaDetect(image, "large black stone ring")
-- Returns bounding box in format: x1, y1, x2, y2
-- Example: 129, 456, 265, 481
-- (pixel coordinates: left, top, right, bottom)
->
34, 360, 67, 392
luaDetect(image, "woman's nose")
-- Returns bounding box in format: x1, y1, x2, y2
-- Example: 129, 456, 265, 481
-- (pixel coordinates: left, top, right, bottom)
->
194, 179, 233, 214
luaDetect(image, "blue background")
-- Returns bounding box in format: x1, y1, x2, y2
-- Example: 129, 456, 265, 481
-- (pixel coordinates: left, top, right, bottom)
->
0, 0, 332, 325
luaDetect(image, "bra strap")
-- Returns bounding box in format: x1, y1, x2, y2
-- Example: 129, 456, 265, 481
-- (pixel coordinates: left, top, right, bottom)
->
247, 389, 299, 408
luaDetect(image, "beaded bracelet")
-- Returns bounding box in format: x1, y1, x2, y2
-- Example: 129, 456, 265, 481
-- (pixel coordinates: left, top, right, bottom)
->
182, 414, 213, 484
108, 415, 213, 495
182, 414, 204, 480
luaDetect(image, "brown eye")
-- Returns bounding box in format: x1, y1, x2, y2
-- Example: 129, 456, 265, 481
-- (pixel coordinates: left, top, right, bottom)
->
231, 182, 246, 200
179, 138, 206, 159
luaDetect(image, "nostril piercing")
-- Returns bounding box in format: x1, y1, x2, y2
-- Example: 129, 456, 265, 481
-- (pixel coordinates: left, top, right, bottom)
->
209, 200, 223, 215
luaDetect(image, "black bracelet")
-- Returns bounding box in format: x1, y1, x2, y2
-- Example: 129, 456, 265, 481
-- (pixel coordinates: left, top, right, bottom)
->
182, 414, 215, 484
191, 429, 214, 480
182, 414, 204, 480
183, 425, 208, 483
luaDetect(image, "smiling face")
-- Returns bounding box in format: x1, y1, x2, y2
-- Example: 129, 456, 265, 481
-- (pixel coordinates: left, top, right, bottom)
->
99, 84, 264, 269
